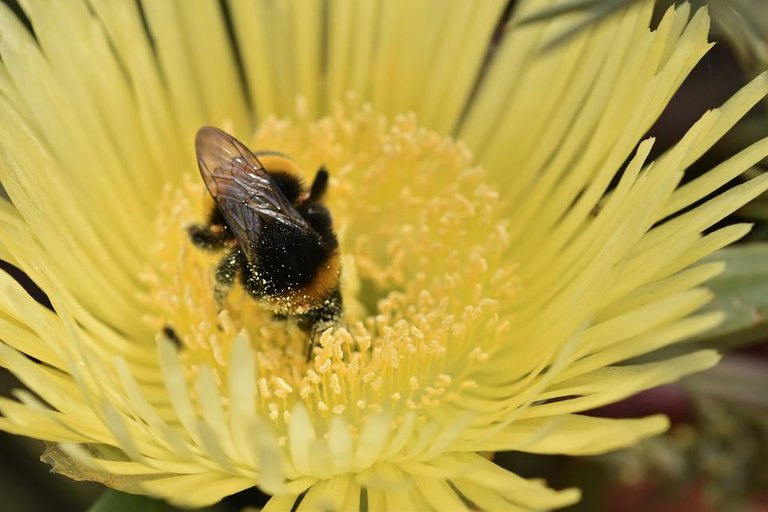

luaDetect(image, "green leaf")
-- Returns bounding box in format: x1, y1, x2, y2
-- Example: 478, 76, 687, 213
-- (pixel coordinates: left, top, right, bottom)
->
684, 355, 768, 409
87, 490, 169, 512
693, 242, 768, 349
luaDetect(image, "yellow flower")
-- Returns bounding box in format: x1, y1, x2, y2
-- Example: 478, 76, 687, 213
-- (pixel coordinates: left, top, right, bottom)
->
0, 0, 767, 510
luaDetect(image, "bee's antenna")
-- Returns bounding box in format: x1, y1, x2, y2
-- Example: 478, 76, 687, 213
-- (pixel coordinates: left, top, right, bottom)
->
308, 167, 329, 202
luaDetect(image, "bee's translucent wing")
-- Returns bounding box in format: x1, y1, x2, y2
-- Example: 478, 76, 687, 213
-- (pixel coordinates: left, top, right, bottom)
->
195, 126, 309, 255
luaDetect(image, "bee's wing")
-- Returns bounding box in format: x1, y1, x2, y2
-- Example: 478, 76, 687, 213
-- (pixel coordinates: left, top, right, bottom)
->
195, 127, 309, 252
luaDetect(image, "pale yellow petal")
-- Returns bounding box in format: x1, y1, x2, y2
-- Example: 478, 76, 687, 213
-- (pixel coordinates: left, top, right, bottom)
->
523, 350, 720, 418
475, 414, 669, 455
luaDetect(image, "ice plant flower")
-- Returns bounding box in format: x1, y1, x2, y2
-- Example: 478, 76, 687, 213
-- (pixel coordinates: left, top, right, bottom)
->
0, 0, 767, 510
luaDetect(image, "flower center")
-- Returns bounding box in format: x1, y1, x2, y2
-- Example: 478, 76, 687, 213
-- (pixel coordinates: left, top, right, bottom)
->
142, 101, 517, 444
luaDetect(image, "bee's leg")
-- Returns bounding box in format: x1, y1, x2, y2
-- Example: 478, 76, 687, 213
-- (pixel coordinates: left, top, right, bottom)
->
188, 224, 234, 251
301, 288, 343, 361
187, 207, 235, 251
306, 323, 332, 362
214, 248, 241, 304
307, 166, 329, 202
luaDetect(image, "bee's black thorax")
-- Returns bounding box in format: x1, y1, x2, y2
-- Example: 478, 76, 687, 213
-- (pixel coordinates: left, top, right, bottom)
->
267, 171, 304, 204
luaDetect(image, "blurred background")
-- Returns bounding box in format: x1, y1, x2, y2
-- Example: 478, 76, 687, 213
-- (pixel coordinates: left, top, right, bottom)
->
0, 0, 766, 510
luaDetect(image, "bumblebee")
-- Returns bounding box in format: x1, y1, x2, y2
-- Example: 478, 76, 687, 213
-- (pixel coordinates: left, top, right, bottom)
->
188, 126, 342, 351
